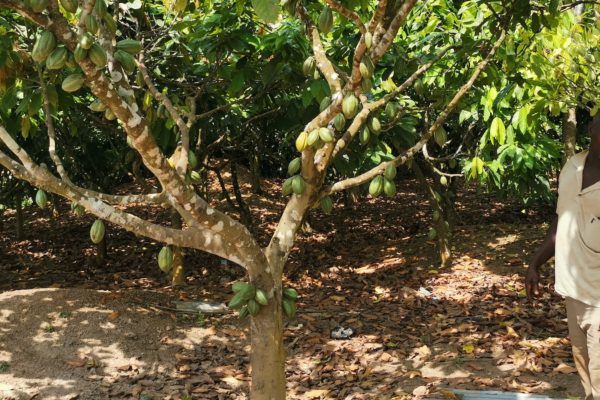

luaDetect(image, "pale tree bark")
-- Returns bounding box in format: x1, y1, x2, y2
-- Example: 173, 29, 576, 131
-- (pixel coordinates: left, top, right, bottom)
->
0, 0, 509, 398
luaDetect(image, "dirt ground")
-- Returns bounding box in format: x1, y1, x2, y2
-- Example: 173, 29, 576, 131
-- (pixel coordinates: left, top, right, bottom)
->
0, 174, 585, 400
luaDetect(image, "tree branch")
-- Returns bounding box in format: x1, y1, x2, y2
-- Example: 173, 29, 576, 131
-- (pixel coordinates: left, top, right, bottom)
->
331, 45, 453, 159
323, 31, 506, 196
138, 51, 191, 175
370, 0, 418, 64
323, 0, 366, 34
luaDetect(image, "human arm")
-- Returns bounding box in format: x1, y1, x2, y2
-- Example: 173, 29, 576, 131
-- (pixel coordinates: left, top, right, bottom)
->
525, 215, 558, 299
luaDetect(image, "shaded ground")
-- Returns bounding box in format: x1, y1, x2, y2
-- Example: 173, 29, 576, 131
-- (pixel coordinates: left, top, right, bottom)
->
0, 174, 582, 399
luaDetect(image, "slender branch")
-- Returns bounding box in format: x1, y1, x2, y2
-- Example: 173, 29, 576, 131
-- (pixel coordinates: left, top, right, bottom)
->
323, 31, 506, 196
40, 72, 73, 185
323, 0, 366, 34
298, 4, 342, 94
331, 45, 453, 159
138, 51, 190, 175
370, 0, 418, 64
368, 0, 388, 34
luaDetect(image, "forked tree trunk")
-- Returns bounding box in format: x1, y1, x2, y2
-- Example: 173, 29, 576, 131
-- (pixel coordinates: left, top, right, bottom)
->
562, 108, 577, 166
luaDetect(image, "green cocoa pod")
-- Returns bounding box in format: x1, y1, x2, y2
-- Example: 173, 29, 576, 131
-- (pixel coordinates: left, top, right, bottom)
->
228, 291, 247, 309
318, 127, 334, 143
361, 77, 373, 93
114, 49, 136, 74
307, 129, 320, 147
428, 227, 437, 240
369, 175, 384, 197
368, 116, 381, 135
79, 32, 94, 49
440, 176, 448, 186
90, 219, 105, 244
342, 94, 359, 119
232, 281, 251, 293
288, 157, 301, 176
384, 164, 397, 181
65, 53, 76, 68
116, 39, 142, 55
188, 151, 198, 169
359, 126, 370, 145
30, 0, 49, 13
85, 15, 99, 35
73, 45, 87, 63
60, 0, 78, 13
319, 96, 330, 112
449, 159, 457, 169
254, 289, 268, 306
282, 177, 294, 196
157, 246, 173, 273
296, 131, 308, 152
104, 108, 116, 120
291, 175, 305, 195
35, 189, 48, 208
414, 79, 424, 96
283, 287, 298, 300
21, 116, 31, 139
364, 31, 372, 49
434, 126, 447, 147
432, 210, 440, 222
61, 74, 85, 92
240, 284, 256, 301
302, 56, 316, 77
313, 68, 320, 80
89, 43, 107, 68
247, 299, 260, 316
360, 61, 371, 79
32, 31, 56, 63
320, 196, 333, 214
89, 99, 106, 112
238, 305, 249, 318
333, 114, 346, 131
103, 13, 117, 35
45, 46, 68, 70
46, 85, 59, 106
385, 102, 399, 119
190, 170, 201, 183
282, 298, 296, 318
383, 178, 396, 197
94, 0, 107, 17
318, 7, 333, 33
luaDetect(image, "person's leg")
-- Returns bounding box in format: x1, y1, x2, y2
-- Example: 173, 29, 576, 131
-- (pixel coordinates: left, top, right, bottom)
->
581, 302, 600, 399
566, 297, 593, 399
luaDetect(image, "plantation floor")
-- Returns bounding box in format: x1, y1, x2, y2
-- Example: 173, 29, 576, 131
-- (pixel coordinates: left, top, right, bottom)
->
0, 174, 584, 399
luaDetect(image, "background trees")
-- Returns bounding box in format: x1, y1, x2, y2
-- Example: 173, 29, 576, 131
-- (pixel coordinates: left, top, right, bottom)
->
0, 0, 598, 398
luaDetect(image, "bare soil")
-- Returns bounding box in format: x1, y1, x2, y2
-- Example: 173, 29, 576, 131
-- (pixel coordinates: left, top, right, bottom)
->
0, 174, 584, 399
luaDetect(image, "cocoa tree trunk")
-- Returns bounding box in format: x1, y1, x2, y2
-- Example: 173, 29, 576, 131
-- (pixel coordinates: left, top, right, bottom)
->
249, 258, 286, 400
249, 152, 262, 195
96, 236, 107, 264
562, 108, 577, 166
15, 193, 24, 241
170, 210, 185, 286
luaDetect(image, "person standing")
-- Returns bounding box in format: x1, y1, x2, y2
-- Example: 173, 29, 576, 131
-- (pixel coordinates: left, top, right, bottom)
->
527, 115, 600, 400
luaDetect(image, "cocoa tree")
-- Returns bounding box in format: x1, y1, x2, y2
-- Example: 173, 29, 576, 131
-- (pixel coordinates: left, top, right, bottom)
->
0, 0, 544, 397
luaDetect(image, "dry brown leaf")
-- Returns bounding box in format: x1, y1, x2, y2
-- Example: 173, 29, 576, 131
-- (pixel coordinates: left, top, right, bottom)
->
304, 389, 330, 398
107, 311, 120, 320
553, 363, 578, 374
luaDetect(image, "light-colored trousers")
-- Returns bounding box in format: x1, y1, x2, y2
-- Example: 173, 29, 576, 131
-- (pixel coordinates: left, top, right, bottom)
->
566, 297, 600, 400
